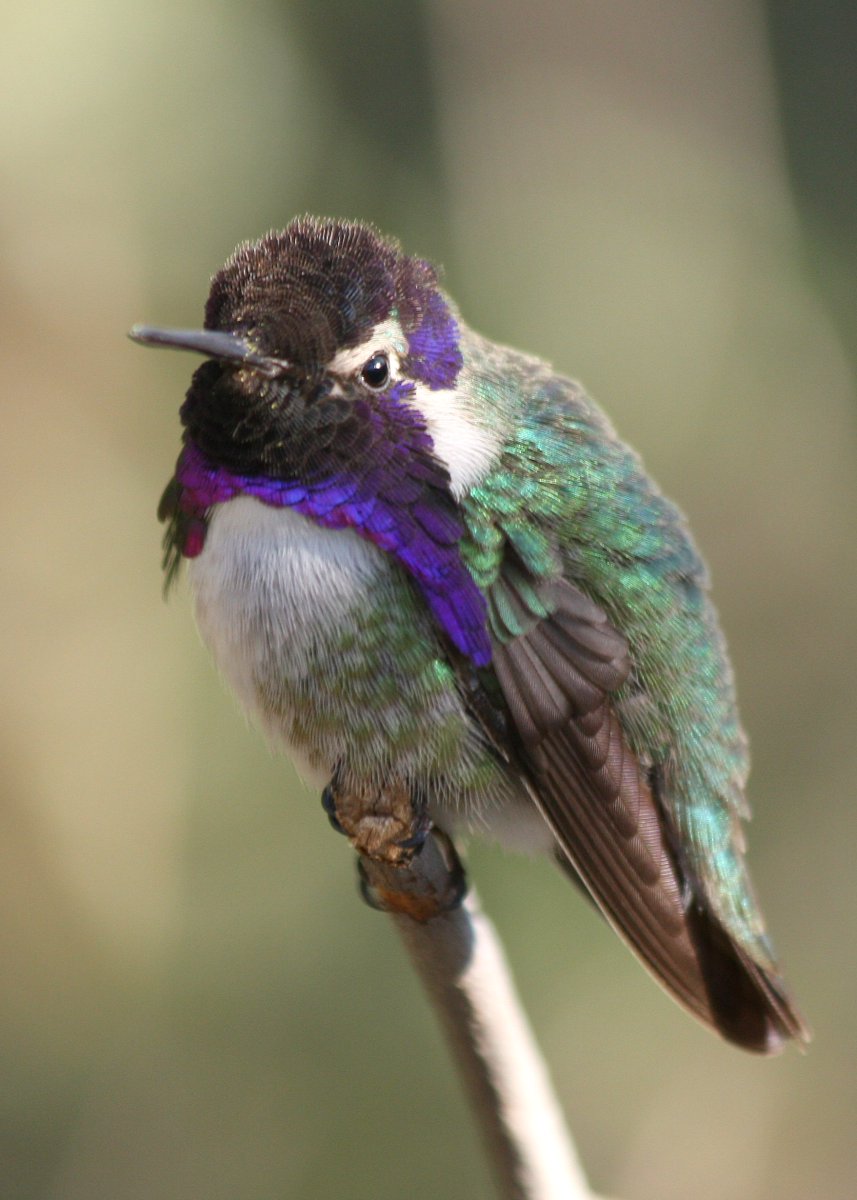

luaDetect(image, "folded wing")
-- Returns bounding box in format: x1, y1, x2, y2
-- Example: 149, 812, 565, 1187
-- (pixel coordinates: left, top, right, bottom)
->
488, 573, 807, 1052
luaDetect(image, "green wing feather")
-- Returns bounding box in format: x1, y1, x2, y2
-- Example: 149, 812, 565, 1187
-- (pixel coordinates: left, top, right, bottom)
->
460, 371, 808, 1050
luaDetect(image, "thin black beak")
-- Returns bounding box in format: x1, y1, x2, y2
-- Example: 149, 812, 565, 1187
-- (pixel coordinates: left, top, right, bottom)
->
128, 324, 290, 375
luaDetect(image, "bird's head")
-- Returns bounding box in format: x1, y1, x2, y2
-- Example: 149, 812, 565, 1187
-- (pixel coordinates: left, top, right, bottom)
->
131, 217, 478, 490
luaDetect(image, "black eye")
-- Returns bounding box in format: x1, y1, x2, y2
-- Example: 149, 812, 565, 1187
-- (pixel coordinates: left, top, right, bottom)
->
360, 353, 390, 390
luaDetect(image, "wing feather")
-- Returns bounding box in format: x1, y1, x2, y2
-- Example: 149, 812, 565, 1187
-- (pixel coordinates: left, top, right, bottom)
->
487, 574, 804, 1050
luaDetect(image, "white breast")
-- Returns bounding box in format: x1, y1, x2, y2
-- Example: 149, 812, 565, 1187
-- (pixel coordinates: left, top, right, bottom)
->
187, 496, 385, 768
187, 497, 555, 857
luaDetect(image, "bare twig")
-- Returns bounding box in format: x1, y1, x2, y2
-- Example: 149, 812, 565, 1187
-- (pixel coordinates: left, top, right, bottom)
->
358, 830, 607, 1200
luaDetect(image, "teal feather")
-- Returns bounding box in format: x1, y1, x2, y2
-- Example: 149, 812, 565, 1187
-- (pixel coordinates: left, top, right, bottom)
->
461, 361, 773, 968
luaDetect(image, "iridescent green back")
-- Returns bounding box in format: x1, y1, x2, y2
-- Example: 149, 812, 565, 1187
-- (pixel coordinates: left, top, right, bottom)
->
459, 340, 774, 971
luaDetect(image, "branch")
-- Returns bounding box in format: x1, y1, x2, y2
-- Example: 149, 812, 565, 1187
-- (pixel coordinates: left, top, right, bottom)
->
358, 830, 609, 1200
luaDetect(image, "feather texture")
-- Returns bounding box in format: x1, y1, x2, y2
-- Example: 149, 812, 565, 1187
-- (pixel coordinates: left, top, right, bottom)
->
460, 376, 810, 1050
145, 218, 809, 1052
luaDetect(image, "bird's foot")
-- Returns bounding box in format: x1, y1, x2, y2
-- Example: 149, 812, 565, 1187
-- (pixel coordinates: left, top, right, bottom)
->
357, 827, 468, 916
321, 784, 345, 834
321, 776, 431, 866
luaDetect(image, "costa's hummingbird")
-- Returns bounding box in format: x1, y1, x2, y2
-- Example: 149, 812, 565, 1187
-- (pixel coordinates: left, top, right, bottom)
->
131, 216, 808, 1053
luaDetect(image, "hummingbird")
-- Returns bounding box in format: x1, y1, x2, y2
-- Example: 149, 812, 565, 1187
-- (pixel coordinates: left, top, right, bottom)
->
131, 215, 808, 1053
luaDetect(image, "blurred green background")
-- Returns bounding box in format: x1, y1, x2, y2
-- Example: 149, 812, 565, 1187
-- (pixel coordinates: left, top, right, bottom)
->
2, 2, 856, 1197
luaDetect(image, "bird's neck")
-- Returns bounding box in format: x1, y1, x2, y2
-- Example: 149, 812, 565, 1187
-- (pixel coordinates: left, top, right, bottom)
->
173, 436, 492, 666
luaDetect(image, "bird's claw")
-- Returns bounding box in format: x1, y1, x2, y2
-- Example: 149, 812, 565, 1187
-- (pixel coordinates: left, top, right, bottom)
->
357, 828, 468, 916
321, 784, 345, 834
321, 776, 430, 866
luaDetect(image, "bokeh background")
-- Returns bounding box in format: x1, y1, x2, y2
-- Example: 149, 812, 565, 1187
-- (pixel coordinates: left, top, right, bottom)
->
2, 2, 856, 1197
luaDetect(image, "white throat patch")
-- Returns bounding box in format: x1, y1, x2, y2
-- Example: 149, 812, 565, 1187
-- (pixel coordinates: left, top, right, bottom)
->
327, 318, 499, 497
406, 381, 499, 498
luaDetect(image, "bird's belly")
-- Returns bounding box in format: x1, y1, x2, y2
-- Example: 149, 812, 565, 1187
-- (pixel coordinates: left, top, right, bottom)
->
187, 495, 388, 777
186, 495, 553, 855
